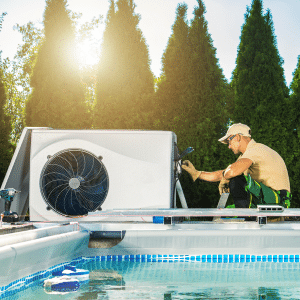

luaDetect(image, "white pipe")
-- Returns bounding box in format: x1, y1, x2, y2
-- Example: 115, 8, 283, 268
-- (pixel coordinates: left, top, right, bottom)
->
176, 180, 188, 209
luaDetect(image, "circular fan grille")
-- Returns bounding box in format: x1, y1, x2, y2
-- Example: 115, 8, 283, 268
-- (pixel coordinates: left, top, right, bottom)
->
40, 149, 109, 216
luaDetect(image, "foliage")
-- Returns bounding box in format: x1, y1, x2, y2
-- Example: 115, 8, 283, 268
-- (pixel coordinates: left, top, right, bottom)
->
94, 0, 154, 129
25, 0, 90, 129
5, 13, 100, 138
0, 63, 13, 183
0, 13, 13, 183
14, 22, 44, 79
232, 0, 288, 143
288, 56, 300, 206
231, 0, 298, 204
0, 23, 44, 143
0, 58, 24, 144
0, 12, 6, 32
155, 3, 190, 132
156, 1, 233, 208
75, 14, 102, 114
290, 56, 300, 135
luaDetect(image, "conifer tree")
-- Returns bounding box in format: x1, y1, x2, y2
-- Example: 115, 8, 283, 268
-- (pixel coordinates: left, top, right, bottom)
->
232, 0, 288, 146
290, 56, 300, 138
94, 0, 154, 129
181, 0, 231, 208
155, 3, 190, 132
231, 0, 300, 205
288, 56, 300, 206
156, 1, 232, 208
0, 68, 12, 183
25, 0, 90, 129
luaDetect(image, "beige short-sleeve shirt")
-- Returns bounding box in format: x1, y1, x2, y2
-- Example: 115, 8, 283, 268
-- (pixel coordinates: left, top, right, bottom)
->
239, 139, 290, 192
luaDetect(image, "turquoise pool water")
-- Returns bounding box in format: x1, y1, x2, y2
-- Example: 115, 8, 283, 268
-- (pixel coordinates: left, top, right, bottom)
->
3, 256, 300, 299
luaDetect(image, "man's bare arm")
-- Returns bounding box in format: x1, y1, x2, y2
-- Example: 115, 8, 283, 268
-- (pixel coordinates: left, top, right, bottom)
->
182, 158, 252, 182
223, 158, 253, 179
198, 170, 224, 182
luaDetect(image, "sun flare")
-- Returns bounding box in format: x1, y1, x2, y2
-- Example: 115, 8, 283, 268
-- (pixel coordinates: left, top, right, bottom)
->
75, 39, 100, 68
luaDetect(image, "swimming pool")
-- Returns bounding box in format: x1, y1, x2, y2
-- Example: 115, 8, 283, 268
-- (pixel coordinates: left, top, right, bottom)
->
2, 210, 300, 299
3, 255, 300, 299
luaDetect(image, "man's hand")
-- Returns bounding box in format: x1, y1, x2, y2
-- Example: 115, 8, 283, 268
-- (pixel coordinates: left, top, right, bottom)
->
182, 160, 201, 181
218, 177, 230, 195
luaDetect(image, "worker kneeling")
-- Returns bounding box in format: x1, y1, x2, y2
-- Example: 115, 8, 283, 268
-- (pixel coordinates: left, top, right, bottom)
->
182, 123, 292, 208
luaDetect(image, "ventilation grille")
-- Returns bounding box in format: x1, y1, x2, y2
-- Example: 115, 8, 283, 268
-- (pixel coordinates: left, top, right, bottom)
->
40, 149, 109, 216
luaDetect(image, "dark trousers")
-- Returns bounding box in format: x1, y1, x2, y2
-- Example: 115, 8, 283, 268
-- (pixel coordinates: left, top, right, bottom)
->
229, 175, 251, 208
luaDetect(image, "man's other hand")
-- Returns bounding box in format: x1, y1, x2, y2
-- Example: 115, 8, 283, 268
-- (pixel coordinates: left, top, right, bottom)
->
218, 177, 230, 195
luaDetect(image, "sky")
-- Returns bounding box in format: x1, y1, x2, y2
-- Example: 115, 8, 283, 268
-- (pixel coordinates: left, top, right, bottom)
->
0, 0, 299, 86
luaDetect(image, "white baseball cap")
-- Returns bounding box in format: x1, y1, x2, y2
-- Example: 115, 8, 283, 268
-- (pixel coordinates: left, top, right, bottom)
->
218, 123, 251, 144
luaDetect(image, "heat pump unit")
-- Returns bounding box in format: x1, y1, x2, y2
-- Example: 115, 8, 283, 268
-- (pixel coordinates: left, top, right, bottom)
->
3, 128, 177, 222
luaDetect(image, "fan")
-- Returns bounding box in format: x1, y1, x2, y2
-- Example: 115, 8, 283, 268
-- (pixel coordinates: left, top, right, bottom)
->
40, 149, 109, 216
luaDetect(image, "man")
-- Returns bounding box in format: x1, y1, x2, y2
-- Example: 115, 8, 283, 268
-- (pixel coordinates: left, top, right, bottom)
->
182, 123, 291, 208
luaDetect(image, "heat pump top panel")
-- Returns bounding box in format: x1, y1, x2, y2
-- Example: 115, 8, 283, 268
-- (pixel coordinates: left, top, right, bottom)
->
29, 129, 177, 221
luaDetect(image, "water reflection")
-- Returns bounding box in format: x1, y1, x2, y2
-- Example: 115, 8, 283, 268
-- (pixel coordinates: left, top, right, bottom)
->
70, 260, 300, 299
162, 287, 283, 300
75, 269, 125, 300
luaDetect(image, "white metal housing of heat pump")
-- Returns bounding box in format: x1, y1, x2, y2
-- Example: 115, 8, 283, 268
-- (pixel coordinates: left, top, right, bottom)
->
23, 128, 176, 222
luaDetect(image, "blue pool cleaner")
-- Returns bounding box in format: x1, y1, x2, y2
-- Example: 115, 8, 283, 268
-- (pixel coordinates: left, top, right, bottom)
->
44, 276, 80, 294
52, 265, 90, 281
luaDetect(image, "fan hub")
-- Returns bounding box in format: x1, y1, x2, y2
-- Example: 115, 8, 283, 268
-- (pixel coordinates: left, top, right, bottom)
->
69, 177, 81, 190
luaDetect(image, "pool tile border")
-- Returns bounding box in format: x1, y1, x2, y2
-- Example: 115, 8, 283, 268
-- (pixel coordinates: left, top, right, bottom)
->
93, 254, 300, 263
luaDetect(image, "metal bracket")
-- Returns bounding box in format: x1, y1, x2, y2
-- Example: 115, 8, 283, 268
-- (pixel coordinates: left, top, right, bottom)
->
213, 193, 230, 221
